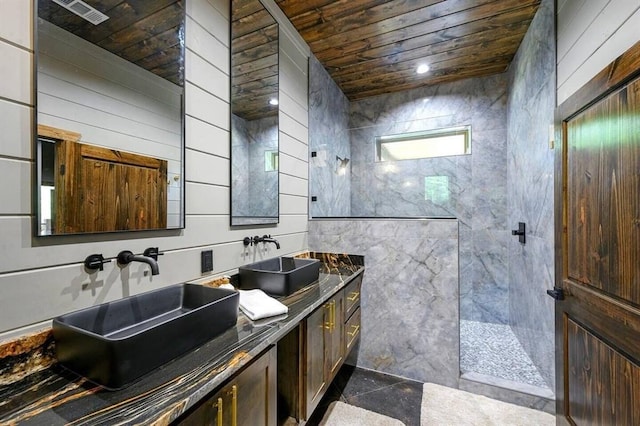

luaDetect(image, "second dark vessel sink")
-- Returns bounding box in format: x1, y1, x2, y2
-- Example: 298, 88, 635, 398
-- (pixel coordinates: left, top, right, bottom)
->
239, 257, 321, 296
52, 284, 238, 389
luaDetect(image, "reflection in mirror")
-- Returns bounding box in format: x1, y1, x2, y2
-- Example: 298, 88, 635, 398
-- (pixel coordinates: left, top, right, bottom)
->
230, 0, 279, 226
36, 1, 185, 235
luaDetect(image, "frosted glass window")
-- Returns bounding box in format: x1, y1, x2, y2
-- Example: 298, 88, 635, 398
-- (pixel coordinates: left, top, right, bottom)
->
264, 150, 279, 171
424, 176, 450, 204
376, 126, 471, 161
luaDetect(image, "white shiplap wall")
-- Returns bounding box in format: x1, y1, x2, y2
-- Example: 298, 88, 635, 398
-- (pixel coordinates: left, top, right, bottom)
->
0, 0, 310, 337
557, 0, 640, 104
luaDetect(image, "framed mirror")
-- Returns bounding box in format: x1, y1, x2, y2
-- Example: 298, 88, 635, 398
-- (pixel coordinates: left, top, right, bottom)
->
35, 0, 185, 236
230, 0, 279, 226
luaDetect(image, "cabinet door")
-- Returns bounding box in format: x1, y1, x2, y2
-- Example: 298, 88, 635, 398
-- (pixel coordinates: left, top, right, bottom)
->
235, 346, 277, 426
176, 347, 276, 426
327, 293, 344, 379
176, 387, 228, 426
305, 302, 330, 417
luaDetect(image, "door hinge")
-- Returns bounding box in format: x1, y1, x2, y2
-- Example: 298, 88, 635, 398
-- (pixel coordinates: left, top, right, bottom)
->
546, 287, 564, 301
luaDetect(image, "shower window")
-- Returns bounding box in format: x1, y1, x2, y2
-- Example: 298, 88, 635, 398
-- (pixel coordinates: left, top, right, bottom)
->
375, 126, 471, 161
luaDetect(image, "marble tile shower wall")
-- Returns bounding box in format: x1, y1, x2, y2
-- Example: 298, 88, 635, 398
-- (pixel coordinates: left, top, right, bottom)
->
348, 75, 510, 324
309, 219, 459, 387
308, 55, 351, 217
506, 0, 556, 391
231, 114, 278, 217
231, 114, 250, 215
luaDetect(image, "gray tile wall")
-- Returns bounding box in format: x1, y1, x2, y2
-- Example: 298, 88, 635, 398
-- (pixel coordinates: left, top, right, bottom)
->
348, 76, 510, 325
506, 0, 556, 391
231, 114, 278, 217
308, 55, 351, 217
309, 219, 460, 386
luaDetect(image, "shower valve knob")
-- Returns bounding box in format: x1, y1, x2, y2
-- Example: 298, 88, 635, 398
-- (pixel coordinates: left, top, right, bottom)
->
511, 222, 526, 244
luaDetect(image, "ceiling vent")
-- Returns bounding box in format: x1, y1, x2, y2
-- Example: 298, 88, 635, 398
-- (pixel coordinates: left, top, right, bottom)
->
51, 0, 109, 25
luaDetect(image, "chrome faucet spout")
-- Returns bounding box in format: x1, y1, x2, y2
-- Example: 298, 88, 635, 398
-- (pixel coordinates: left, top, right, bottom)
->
117, 250, 160, 275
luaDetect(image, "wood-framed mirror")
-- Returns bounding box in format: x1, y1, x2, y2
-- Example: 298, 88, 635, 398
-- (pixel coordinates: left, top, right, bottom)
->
35, 0, 185, 236
230, 0, 279, 226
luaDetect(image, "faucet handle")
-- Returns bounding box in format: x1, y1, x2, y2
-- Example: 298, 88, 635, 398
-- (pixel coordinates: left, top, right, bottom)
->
143, 247, 164, 261
84, 254, 110, 272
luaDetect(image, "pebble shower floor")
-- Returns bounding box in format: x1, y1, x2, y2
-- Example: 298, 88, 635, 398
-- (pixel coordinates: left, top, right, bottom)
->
460, 319, 550, 390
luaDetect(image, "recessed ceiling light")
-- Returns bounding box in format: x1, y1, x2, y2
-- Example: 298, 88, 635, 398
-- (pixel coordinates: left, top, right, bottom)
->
416, 64, 430, 74
269, 98, 279, 106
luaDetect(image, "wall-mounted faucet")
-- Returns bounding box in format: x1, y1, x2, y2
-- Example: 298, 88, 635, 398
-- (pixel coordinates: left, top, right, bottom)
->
243, 235, 280, 249
84, 253, 110, 272
117, 250, 160, 275
260, 235, 280, 249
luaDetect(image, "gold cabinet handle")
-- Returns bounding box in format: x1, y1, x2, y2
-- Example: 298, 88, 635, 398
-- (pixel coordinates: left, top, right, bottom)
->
347, 324, 360, 337
330, 300, 336, 332
324, 302, 332, 330
214, 397, 223, 425
347, 291, 360, 302
231, 385, 238, 426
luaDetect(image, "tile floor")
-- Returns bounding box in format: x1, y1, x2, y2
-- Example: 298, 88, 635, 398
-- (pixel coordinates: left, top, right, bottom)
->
305, 364, 423, 426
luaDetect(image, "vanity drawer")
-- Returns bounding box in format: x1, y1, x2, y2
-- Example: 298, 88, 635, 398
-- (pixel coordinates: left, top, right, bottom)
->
344, 307, 361, 353
344, 274, 362, 318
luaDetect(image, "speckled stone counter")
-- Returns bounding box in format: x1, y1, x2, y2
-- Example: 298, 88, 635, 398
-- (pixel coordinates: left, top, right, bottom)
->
0, 253, 363, 425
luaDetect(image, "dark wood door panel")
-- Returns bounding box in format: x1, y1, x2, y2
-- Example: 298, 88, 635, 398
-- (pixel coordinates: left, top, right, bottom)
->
566, 77, 640, 306
557, 37, 640, 426
566, 319, 640, 425
562, 280, 640, 364
55, 140, 167, 233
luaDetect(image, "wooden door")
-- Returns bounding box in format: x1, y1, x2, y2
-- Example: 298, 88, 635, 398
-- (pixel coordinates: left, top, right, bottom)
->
555, 42, 640, 425
53, 137, 167, 233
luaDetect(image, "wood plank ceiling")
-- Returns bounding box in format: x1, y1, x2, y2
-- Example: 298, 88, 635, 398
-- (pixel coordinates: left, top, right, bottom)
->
38, 0, 184, 86
277, 0, 541, 100
231, 0, 279, 121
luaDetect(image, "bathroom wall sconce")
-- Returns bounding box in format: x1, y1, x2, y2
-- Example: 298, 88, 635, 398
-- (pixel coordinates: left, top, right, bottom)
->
336, 156, 349, 175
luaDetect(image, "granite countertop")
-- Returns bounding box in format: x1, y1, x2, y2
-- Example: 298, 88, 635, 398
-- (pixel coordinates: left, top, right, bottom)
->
0, 253, 364, 425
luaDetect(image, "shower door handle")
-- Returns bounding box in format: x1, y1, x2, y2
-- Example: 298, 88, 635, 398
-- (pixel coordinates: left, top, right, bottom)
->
546, 287, 564, 301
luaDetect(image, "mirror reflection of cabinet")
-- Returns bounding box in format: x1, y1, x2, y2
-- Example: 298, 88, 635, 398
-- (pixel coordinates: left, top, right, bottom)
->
35, 1, 185, 236
230, 0, 280, 226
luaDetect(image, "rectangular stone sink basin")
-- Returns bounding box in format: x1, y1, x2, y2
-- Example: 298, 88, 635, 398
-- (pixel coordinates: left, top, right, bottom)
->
52, 284, 238, 389
238, 257, 321, 296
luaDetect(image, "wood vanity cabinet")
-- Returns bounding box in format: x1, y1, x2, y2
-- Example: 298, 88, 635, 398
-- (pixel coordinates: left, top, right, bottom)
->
343, 274, 362, 354
305, 291, 344, 416
278, 272, 363, 422
175, 346, 277, 426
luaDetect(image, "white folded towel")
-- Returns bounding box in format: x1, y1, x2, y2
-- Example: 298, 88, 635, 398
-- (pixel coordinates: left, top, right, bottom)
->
238, 289, 288, 321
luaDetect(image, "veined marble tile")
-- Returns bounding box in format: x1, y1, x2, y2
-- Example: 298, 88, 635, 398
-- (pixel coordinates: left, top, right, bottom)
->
309, 219, 459, 387
231, 114, 278, 217
309, 55, 351, 217
506, 0, 556, 392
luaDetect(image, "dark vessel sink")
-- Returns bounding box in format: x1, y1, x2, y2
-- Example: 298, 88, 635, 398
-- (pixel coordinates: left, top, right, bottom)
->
238, 257, 321, 296
52, 284, 238, 389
